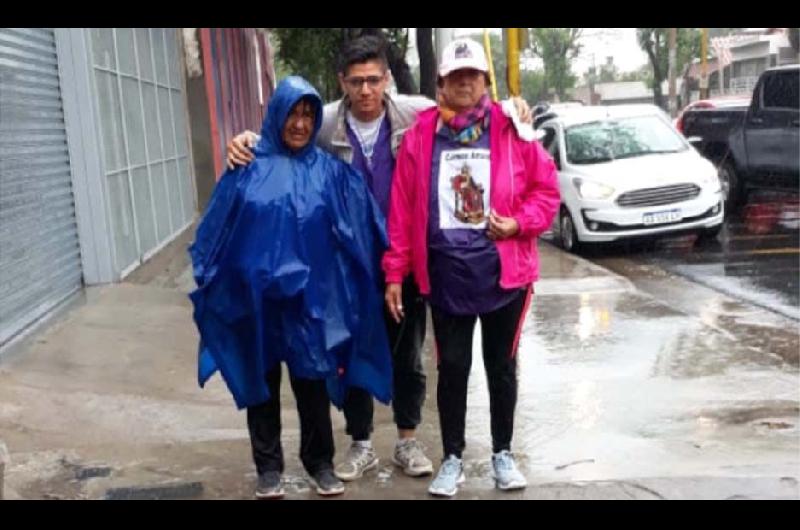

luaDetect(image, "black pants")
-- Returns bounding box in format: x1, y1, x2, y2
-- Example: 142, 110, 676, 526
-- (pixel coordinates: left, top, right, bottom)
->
431, 288, 531, 459
247, 365, 334, 476
343, 275, 427, 440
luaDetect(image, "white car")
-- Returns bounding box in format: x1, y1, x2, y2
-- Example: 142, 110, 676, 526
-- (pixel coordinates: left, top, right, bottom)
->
537, 104, 724, 253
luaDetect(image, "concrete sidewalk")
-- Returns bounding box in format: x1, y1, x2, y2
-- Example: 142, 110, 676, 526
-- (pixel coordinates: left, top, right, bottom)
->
1, 235, 797, 500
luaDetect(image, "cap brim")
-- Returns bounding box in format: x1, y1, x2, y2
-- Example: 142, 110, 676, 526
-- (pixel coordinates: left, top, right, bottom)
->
439, 62, 489, 77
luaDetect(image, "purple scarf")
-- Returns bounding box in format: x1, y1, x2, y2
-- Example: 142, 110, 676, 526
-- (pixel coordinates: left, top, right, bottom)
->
438, 93, 492, 144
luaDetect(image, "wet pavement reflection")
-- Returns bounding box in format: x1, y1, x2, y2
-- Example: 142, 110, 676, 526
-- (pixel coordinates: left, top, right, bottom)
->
447, 247, 799, 485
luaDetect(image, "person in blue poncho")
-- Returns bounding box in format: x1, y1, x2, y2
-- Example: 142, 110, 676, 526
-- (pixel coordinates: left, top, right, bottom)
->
188, 76, 392, 499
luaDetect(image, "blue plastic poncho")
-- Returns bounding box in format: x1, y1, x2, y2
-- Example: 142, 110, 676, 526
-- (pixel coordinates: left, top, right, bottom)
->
189, 76, 392, 410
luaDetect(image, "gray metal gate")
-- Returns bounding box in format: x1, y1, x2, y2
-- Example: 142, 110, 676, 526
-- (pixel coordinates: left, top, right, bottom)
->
0, 28, 83, 346
87, 28, 195, 277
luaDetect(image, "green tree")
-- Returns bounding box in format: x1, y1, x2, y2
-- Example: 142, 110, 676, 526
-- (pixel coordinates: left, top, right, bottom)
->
636, 28, 701, 110
520, 69, 546, 103
528, 28, 582, 101
272, 28, 342, 101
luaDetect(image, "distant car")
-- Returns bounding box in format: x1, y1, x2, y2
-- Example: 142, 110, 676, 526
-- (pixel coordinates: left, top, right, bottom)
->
537, 104, 725, 253
674, 96, 751, 134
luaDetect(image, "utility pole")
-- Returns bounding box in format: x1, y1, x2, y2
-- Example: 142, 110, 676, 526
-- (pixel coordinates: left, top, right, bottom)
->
435, 28, 454, 66
668, 27, 677, 117
505, 28, 521, 97
483, 29, 499, 102
718, 39, 725, 96
700, 28, 709, 100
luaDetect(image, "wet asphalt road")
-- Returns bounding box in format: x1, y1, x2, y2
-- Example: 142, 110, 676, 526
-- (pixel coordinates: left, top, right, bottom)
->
551, 190, 800, 321
2, 197, 798, 500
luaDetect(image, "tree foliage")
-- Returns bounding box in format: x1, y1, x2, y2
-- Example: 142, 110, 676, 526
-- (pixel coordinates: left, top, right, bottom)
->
636, 28, 701, 109
528, 28, 582, 101
272, 28, 342, 101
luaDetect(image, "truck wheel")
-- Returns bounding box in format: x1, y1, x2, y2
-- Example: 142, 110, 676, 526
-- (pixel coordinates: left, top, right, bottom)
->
718, 162, 742, 213
558, 207, 582, 254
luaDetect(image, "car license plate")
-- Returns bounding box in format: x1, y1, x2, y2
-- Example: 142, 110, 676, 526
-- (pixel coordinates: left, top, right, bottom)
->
643, 209, 681, 225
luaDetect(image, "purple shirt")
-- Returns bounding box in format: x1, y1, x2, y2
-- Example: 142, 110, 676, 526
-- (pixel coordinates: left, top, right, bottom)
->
346, 116, 394, 218
427, 122, 521, 316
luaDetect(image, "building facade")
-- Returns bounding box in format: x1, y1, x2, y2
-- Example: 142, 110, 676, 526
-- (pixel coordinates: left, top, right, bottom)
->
0, 27, 272, 352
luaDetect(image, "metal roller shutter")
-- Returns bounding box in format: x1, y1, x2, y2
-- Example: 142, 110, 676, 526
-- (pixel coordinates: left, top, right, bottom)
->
0, 27, 82, 346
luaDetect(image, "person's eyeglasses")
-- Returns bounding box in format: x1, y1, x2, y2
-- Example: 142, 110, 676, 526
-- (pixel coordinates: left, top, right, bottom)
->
344, 75, 384, 89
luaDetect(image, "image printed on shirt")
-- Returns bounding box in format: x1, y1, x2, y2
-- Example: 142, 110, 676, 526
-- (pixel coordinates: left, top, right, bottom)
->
437, 148, 490, 229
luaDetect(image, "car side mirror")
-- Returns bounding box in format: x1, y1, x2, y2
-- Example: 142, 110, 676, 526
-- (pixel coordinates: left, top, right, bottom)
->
553, 151, 562, 171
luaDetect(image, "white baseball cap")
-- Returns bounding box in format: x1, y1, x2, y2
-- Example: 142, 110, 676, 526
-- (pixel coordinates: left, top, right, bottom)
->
438, 38, 489, 77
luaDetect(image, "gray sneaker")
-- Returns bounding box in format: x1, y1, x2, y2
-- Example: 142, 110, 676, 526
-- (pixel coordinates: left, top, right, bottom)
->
428, 455, 465, 497
254, 471, 284, 499
311, 468, 345, 496
492, 450, 527, 491
392, 438, 434, 477
334, 442, 378, 481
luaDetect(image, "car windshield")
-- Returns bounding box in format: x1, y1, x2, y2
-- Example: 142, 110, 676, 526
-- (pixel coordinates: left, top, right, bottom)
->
564, 115, 688, 164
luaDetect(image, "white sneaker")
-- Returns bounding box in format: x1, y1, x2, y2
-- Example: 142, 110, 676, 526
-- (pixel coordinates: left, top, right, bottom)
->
492, 450, 527, 491
392, 438, 434, 477
334, 442, 378, 481
428, 455, 465, 497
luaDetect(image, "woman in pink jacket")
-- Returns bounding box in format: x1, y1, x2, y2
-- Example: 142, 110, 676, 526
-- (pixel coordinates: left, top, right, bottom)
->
382, 39, 560, 497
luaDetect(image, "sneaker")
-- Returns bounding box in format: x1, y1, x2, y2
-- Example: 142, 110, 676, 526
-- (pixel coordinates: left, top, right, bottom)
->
492, 450, 527, 491
311, 468, 345, 496
427, 455, 465, 497
254, 471, 284, 499
334, 442, 378, 481
392, 438, 434, 477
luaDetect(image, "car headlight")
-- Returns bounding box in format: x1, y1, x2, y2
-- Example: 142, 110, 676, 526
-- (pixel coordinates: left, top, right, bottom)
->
701, 172, 722, 192
572, 178, 615, 200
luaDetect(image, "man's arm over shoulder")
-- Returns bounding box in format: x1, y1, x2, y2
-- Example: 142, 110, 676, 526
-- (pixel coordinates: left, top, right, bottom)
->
392, 93, 436, 113
316, 99, 343, 149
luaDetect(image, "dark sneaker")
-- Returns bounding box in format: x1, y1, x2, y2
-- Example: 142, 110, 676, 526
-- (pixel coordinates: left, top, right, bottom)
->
255, 471, 284, 499
311, 468, 345, 497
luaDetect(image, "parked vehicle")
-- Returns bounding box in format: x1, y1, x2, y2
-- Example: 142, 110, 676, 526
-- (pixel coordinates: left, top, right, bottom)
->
674, 96, 751, 134
536, 104, 724, 253
681, 65, 799, 210
533, 101, 585, 128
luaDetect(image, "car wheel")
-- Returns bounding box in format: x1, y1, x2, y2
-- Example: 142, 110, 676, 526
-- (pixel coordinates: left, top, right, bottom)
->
718, 161, 742, 214
559, 207, 582, 253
